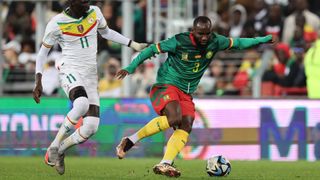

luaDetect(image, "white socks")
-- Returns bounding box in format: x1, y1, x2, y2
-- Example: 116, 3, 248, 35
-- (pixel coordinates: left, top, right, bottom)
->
128, 133, 139, 144
50, 97, 89, 148
58, 117, 99, 154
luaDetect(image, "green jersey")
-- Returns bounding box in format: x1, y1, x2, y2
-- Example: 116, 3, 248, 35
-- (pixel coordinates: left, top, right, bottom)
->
125, 32, 272, 94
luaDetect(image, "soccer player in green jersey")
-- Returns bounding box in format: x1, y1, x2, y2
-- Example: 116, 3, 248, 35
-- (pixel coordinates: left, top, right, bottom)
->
116, 16, 273, 177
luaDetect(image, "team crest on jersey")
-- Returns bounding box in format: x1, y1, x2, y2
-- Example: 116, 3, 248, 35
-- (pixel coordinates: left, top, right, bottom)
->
77, 25, 84, 33
163, 94, 170, 101
206, 51, 214, 59
181, 52, 188, 61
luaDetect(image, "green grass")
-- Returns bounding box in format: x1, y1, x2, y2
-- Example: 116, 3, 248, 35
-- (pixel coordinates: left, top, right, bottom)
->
0, 156, 319, 179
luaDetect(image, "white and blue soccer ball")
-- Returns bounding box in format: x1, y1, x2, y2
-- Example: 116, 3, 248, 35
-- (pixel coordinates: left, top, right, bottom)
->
206, 155, 231, 177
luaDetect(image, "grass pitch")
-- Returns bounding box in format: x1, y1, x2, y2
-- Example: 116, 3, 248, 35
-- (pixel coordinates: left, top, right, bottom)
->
0, 156, 319, 179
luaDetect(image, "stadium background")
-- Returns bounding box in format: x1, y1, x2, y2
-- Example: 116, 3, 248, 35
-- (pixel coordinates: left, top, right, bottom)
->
1, 0, 320, 163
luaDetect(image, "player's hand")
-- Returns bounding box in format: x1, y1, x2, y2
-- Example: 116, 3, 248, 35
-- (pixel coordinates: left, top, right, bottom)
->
264, 35, 276, 44
130, 41, 148, 51
33, 83, 43, 104
33, 73, 43, 104
269, 35, 278, 45
116, 69, 129, 80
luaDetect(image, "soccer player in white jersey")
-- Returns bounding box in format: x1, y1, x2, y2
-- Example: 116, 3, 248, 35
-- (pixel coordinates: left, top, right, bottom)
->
32, 0, 147, 175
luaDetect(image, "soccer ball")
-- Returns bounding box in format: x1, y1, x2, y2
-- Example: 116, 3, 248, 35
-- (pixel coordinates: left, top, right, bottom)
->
206, 155, 231, 177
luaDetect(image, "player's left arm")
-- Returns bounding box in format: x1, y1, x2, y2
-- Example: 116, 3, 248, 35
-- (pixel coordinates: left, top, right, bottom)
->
95, 6, 147, 51
98, 27, 147, 51
217, 34, 274, 50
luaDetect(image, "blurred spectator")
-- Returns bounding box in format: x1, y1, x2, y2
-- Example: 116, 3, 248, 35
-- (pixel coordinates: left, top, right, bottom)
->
233, 50, 260, 93
250, 0, 268, 33
273, 43, 292, 76
229, 4, 247, 38
3, 41, 21, 67
4, 2, 35, 42
282, 0, 320, 44
98, 2, 118, 55
308, 0, 320, 17
290, 12, 317, 49
18, 39, 36, 64
197, 60, 223, 96
98, 57, 122, 97
42, 61, 60, 96
261, 3, 284, 42
97, 2, 122, 57
213, 78, 226, 96
134, 0, 147, 42
225, 62, 238, 84
224, 62, 239, 95
25, 60, 36, 81
304, 39, 320, 98
130, 61, 155, 97
277, 44, 306, 87
262, 43, 292, 83
1, 2, 9, 22
3, 41, 25, 82
290, 14, 305, 47
208, 10, 230, 36
263, 43, 306, 88
241, 19, 259, 38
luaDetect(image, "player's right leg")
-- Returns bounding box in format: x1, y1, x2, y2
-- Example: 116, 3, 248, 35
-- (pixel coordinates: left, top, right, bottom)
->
116, 84, 183, 159
45, 86, 89, 165
153, 162, 181, 178
153, 86, 195, 177
45, 71, 89, 166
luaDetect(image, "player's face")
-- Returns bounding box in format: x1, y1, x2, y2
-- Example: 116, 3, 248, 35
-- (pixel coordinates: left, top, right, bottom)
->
192, 22, 212, 46
71, 0, 90, 15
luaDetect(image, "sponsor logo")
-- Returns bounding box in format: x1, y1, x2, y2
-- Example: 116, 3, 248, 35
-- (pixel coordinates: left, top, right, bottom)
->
182, 52, 188, 61
195, 55, 202, 59
88, 17, 95, 24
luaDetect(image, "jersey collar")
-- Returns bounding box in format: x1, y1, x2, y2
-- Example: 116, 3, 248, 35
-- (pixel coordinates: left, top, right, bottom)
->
189, 32, 215, 49
189, 33, 197, 47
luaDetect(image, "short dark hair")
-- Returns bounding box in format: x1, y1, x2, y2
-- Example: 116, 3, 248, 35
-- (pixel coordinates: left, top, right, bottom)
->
193, 16, 212, 27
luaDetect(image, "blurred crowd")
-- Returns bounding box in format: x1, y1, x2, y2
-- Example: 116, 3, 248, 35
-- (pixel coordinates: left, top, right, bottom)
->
1, 0, 320, 97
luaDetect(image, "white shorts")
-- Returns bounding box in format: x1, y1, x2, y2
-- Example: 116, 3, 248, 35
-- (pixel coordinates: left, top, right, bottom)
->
59, 67, 99, 106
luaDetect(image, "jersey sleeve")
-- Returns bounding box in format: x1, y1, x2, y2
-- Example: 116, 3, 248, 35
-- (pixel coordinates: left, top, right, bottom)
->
93, 6, 107, 29
124, 36, 177, 74
154, 36, 178, 53
216, 34, 233, 51
42, 19, 60, 47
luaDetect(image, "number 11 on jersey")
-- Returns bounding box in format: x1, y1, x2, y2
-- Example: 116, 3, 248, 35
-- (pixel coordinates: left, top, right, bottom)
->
80, 36, 89, 48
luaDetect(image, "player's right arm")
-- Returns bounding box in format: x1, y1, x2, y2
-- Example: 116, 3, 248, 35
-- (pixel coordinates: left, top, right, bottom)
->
33, 45, 51, 103
116, 37, 177, 79
33, 20, 58, 103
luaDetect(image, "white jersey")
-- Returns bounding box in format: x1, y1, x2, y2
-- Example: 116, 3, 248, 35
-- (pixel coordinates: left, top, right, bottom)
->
43, 6, 107, 74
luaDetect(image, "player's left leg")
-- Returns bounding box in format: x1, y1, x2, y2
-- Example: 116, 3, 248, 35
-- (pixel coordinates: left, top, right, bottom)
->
55, 105, 100, 175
